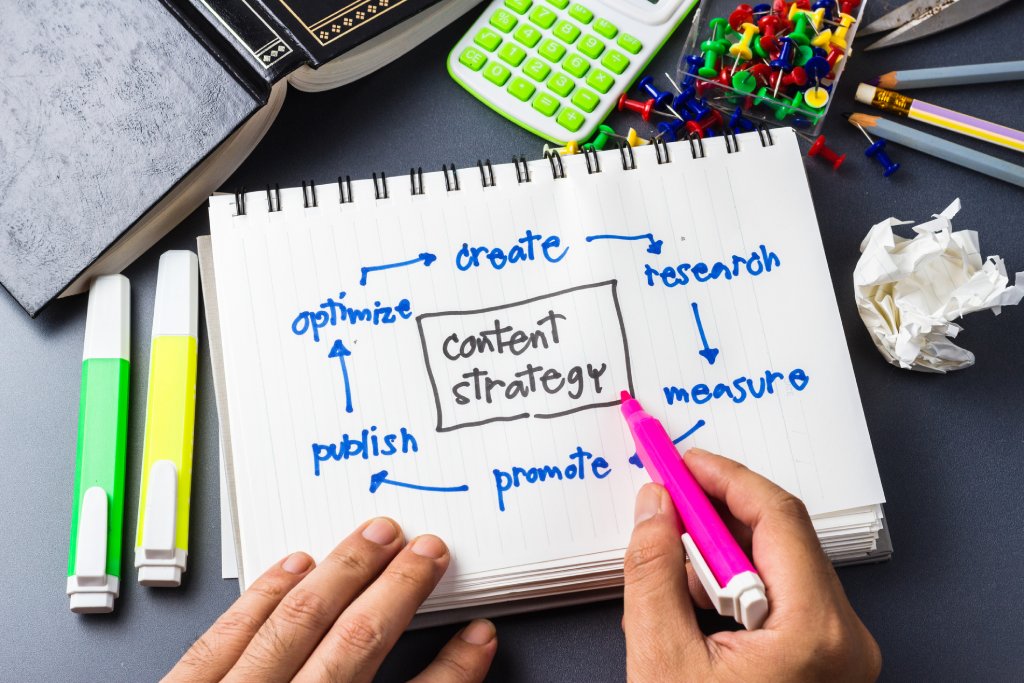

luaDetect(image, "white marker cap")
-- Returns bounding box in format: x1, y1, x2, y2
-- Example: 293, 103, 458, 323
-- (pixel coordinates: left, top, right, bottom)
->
682, 533, 769, 630
152, 250, 198, 339
136, 460, 188, 586
67, 486, 120, 613
855, 83, 878, 106
83, 275, 130, 361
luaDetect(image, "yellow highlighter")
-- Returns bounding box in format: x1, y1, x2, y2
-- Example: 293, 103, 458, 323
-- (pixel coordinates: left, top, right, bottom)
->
135, 250, 198, 586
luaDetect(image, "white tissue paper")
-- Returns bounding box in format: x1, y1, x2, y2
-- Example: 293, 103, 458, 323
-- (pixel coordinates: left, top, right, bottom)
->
853, 199, 1024, 373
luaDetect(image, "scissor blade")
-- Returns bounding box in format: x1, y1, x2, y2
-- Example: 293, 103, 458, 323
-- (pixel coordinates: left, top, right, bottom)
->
864, 0, 1013, 50
858, 0, 953, 37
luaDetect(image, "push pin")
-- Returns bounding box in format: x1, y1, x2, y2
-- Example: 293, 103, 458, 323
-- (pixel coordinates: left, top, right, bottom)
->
728, 4, 755, 31
587, 125, 616, 151
543, 140, 580, 156
812, 0, 833, 20
803, 85, 829, 109
657, 118, 687, 142
617, 93, 656, 121
854, 124, 900, 177
683, 54, 705, 87
803, 134, 846, 169
685, 109, 724, 138
730, 106, 757, 133
830, 12, 855, 49
638, 76, 685, 120
729, 22, 760, 75
623, 127, 650, 147
682, 96, 711, 121
698, 40, 726, 79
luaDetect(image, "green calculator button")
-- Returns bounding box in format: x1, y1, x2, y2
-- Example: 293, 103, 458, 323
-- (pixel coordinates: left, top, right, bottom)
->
600, 49, 629, 74
532, 92, 560, 116
547, 72, 575, 96
563, 52, 590, 77
504, 0, 533, 14
507, 76, 536, 101
578, 34, 605, 59
568, 3, 593, 23
458, 47, 487, 71
483, 61, 511, 86
538, 38, 566, 62
593, 18, 618, 38
529, 6, 557, 28
617, 33, 642, 54
556, 106, 585, 132
474, 28, 502, 51
571, 87, 599, 112
553, 20, 581, 44
498, 42, 527, 66
545, 0, 569, 8
522, 57, 551, 81
585, 67, 614, 93
513, 23, 542, 47
490, 9, 517, 32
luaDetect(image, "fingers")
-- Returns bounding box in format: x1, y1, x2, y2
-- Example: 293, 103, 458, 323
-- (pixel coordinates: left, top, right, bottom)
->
164, 551, 314, 683
623, 484, 707, 675
409, 620, 498, 683
683, 448, 839, 620
224, 517, 406, 682
294, 534, 451, 683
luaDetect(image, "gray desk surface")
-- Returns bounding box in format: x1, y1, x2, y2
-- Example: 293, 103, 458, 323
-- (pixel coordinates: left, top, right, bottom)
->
3, 2, 1023, 681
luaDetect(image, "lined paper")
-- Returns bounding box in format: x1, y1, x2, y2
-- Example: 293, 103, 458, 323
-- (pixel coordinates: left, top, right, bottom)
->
207, 130, 885, 606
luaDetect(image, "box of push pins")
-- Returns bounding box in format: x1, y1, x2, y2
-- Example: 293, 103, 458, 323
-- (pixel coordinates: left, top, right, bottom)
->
669, 0, 867, 138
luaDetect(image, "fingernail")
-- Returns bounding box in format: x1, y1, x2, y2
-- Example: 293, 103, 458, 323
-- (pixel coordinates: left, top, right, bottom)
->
411, 535, 447, 559
460, 619, 496, 645
634, 484, 664, 525
282, 552, 313, 575
362, 517, 399, 545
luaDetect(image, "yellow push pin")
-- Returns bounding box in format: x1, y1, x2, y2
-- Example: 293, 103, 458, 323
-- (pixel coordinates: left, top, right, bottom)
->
625, 128, 649, 147
542, 140, 580, 156
831, 13, 856, 50
811, 29, 833, 48
803, 86, 830, 110
729, 22, 759, 75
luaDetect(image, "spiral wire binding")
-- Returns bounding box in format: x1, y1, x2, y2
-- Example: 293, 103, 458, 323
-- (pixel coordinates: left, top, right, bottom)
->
410, 167, 425, 196
688, 132, 706, 160
545, 151, 566, 180
233, 134, 762, 211
266, 183, 282, 212
478, 159, 496, 188
338, 175, 353, 204
583, 145, 601, 174
302, 180, 318, 208
513, 156, 530, 184
618, 141, 636, 171
654, 137, 671, 165
442, 163, 460, 192
234, 187, 247, 216
372, 172, 388, 200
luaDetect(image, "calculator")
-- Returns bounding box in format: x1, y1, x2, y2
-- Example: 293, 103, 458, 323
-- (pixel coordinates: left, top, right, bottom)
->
448, 0, 698, 145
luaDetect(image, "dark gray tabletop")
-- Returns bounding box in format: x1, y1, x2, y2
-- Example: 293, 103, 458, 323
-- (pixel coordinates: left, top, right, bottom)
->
3, 2, 1023, 681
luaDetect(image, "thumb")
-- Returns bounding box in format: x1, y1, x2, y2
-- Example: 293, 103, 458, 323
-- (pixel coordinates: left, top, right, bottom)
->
623, 484, 706, 670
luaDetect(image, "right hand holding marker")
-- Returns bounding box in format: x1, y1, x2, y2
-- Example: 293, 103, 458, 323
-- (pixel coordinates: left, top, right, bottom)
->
623, 448, 882, 682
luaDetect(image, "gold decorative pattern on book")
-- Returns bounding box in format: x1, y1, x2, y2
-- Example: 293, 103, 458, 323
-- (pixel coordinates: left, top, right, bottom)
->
275, 0, 409, 47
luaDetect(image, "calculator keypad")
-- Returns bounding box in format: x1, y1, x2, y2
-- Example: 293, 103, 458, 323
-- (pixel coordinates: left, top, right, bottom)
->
451, 0, 675, 138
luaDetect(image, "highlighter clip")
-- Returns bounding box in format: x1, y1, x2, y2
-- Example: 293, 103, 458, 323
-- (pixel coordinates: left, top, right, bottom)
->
136, 460, 187, 586
67, 486, 119, 613
682, 533, 769, 630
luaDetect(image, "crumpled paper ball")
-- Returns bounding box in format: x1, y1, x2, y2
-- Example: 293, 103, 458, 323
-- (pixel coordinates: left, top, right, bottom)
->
853, 199, 1024, 373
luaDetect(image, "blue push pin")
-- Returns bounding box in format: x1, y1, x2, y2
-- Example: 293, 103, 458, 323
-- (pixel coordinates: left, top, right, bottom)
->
803, 56, 831, 84
769, 37, 796, 73
682, 54, 704, 88
684, 97, 712, 121
657, 118, 687, 141
811, 0, 833, 21
638, 76, 672, 108
671, 93, 695, 119
856, 124, 901, 177
730, 106, 756, 133
752, 3, 772, 16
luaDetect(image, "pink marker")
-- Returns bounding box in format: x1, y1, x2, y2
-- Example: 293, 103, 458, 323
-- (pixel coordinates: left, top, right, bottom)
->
620, 391, 768, 629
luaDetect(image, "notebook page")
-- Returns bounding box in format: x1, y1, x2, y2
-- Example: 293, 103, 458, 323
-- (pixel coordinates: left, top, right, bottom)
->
209, 130, 885, 592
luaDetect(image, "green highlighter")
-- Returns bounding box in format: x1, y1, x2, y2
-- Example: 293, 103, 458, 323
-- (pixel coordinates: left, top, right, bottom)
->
67, 275, 130, 613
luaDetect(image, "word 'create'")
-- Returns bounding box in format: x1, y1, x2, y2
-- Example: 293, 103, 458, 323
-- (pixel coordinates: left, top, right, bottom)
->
417, 281, 633, 432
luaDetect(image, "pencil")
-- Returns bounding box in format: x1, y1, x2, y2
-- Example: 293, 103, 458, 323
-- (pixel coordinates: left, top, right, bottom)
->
845, 113, 1024, 189
856, 84, 1024, 153
870, 61, 1024, 90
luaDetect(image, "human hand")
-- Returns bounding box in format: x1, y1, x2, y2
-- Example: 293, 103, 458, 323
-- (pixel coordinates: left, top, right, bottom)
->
165, 518, 496, 683
623, 448, 881, 682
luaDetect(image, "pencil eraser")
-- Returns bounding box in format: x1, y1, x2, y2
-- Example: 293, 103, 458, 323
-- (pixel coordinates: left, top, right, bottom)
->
152, 250, 198, 338
855, 83, 877, 106
83, 274, 130, 361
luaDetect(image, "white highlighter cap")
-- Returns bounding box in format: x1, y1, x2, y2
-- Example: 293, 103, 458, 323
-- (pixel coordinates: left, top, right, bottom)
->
136, 460, 188, 586
83, 275, 130, 361
67, 486, 120, 613
152, 250, 199, 338
682, 533, 769, 630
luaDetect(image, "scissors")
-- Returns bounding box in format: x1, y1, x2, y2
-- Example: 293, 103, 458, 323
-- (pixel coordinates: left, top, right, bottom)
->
859, 0, 1014, 51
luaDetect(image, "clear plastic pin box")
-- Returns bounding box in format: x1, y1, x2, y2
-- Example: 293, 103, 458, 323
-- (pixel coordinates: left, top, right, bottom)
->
676, 1, 867, 137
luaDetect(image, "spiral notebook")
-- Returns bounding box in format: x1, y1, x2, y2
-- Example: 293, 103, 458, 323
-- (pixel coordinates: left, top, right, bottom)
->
200, 129, 889, 624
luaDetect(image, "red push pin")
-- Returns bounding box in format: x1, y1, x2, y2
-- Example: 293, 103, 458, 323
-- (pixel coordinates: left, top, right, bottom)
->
748, 63, 772, 87
618, 93, 656, 121
781, 65, 808, 88
807, 134, 846, 170
728, 4, 754, 31
685, 109, 724, 138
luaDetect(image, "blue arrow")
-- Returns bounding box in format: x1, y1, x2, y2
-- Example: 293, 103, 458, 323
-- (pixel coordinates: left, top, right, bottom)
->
585, 233, 663, 255
328, 339, 354, 413
628, 419, 707, 469
690, 302, 719, 365
360, 252, 437, 286
369, 470, 469, 494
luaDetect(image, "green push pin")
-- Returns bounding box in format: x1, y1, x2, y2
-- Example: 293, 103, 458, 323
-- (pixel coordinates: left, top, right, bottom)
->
731, 70, 757, 94
752, 38, 770, 61
795, 45, 814, 67
789, 14, 813, 46
709, 17, 731, 41
775, 91, 804, 120
588, 124, 615, 150
698, 41, 726, 79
